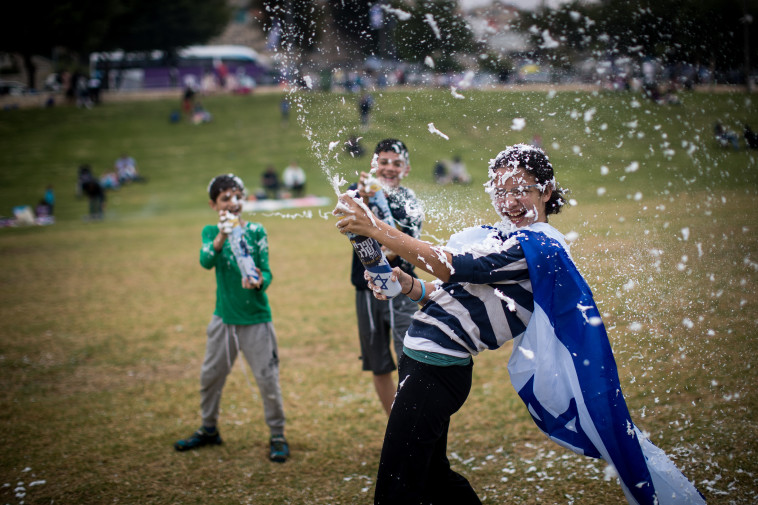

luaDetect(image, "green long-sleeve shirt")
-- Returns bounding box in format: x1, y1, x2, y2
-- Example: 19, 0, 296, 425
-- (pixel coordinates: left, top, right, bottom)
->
200, 222, 273, 325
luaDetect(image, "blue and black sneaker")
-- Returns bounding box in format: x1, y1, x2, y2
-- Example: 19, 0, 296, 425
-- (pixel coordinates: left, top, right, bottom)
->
174, 426, 223, 452
269, 435, 289, 463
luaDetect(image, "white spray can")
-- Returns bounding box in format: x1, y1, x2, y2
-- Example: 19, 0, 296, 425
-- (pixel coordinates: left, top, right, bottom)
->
226, 214, 260, 284
346, 185, 402, 299
348, 232, 402, 299
366, 179, 396, 229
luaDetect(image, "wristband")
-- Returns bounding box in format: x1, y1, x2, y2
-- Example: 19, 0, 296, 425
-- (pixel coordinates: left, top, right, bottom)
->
408, 279, 426, 303
402, 277, 415, 295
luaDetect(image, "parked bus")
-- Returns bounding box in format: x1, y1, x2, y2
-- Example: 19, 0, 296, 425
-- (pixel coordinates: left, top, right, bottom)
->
90, 45, 271, 90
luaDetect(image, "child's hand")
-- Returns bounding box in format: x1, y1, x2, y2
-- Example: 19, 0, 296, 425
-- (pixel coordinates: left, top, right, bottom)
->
364, 267, 407, 300
364, 269, 389, 300
217, 211, 235, 235
357, 171, 379, 198
241, 268, 263, 290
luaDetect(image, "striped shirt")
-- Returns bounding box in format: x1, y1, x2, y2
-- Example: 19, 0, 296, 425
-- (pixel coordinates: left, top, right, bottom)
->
404, 226, 533, 358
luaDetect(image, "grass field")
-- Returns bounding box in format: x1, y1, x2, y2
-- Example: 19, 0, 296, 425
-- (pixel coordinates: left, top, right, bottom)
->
0, 87, 757, 504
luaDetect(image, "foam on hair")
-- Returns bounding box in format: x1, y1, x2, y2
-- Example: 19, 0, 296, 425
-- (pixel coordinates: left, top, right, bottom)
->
208, 173, 246, 201
487, 144, 567, 215
374, 138, 410, 165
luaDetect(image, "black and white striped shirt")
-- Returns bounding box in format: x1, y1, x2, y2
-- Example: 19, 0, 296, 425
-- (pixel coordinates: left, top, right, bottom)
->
405, 226, 533, 358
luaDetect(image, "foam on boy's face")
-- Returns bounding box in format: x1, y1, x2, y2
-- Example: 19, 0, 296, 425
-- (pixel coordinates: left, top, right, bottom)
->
486, 167, 551, 228
210, 187, 245, 215
372, 151, 409, 188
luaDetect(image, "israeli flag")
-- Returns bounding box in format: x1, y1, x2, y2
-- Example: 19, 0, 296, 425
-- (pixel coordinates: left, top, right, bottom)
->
508, 224, 705, 505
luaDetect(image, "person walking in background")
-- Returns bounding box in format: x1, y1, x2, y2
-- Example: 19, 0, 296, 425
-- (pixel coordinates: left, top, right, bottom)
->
76, 75, 91, 109
174, 174, 289, 463
78, 164, 105, 220
182, 81, 196, 117
280, 98, 290, 126
87, 73, 101, 105
347, 139, 423, 416
359, 93, 374, 129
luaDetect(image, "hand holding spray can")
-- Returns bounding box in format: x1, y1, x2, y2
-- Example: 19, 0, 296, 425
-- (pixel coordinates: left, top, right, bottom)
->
346, 183, 402, 299
224, 212, 260, 284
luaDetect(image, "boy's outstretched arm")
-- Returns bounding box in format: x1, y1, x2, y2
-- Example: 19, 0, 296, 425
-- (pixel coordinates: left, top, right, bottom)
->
334, 193, 454, 282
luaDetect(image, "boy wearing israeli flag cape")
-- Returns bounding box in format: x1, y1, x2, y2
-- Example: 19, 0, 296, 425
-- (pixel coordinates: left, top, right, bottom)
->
335, 144, 704, 505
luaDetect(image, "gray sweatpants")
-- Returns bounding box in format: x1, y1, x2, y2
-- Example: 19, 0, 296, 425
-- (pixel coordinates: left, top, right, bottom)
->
200, 315, 286, 436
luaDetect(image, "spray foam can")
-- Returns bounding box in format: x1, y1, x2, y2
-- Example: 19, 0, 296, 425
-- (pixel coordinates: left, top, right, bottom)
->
347, 187, 402, 298
348, 232, 402, 299
227, 215, 260, 284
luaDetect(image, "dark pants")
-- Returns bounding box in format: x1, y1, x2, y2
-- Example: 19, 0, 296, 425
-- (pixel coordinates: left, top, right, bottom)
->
374, 356, 481, 505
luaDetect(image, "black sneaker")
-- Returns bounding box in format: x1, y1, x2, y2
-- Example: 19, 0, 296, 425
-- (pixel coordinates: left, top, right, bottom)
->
174, 427, 223, 452
269, 435, 289, 463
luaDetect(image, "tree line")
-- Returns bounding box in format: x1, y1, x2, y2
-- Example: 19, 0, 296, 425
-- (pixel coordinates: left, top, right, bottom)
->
0, 0, 230, 89
2, 0, 756, 89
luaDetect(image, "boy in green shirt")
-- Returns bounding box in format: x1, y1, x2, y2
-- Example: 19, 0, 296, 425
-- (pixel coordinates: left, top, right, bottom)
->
174, 174, 288, 463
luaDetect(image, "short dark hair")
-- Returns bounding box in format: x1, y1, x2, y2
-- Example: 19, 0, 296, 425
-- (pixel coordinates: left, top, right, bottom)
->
374, 138, 410, 164
207, 174, 245, 201
488, 144, 567, 215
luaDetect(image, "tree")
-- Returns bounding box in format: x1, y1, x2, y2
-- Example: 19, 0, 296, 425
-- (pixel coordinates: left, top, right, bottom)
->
0, 0, 229, 89
101, 0, 230, 54
249, 0, 324, 52
0, 0, 125, 88
390, 0, 475, 72
519, 0, 758, 81
330, 0, 377, 56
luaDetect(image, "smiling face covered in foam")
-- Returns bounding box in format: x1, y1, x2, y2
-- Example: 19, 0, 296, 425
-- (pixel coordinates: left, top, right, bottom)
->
210, 187, 245, 216
370, 150, 409, 189
485, 144, 556, 228
368, 139, 411, 190
208, 174, 247, 216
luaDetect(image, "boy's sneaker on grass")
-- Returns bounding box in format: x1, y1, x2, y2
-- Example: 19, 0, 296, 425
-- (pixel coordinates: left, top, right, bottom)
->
174, 427, 223, 452
269, 435, 289, 463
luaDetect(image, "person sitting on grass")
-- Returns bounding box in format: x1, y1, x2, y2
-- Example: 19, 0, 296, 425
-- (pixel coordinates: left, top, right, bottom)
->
281, 160, 307, 198
174, 174, 289, 463
114, 153, 146, 183
714, 122, 739, 150
335, 144, 703, 505
261, 165, 280, 199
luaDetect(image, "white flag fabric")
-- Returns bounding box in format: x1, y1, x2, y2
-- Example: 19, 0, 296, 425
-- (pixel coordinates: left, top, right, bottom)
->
508, 224, 705, 505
